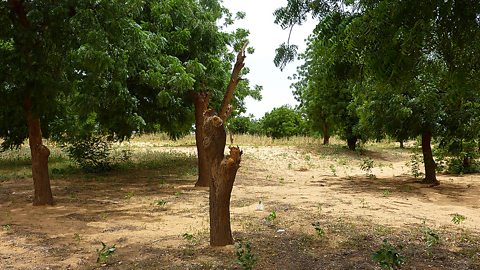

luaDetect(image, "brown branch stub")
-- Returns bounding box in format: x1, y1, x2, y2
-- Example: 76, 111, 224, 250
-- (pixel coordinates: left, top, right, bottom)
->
219, 41, 249, 121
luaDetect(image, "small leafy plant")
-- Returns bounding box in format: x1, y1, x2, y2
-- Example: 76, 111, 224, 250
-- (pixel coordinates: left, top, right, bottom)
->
312, 222, 325, 237
421, 223, 440, 248
329, 164, 337, 176
372, 239, 405, 269
360, 157, 375, 178
155, 199, 168, 206
96, 242, 116, 264
265, 210, 277, 222
451, 213, 466, 224
235, 240, 256, 270
408, 152, 423, 179
183, 233, 195, 242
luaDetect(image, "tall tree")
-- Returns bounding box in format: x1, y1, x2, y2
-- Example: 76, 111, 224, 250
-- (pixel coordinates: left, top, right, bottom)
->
292, 11, 364, 150
0, 0, 196, 204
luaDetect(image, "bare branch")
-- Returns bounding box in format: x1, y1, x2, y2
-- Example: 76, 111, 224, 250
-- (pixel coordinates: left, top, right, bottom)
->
219, 42, 249, 121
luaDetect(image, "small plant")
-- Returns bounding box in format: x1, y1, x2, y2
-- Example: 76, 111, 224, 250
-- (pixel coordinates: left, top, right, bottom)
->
182, 233, 195, 242
382, 189, 392, 197
360, 157, 375, 178
359, 198, 369, 208
408, 152, 423, 179
312, 222, 325, 237
2, 224, 11, 231
372, 239, 405, 270
124, 191, 135, 199
96, 242, 116, 264
421, 222, 440, 248
329, 164, 337, 176
174, 191, 183, 198
451, 213, 466, 225
73, 233, 82, 242
155, 199, 168, 206
265, 210, 277, 222
235, 240, 256, 270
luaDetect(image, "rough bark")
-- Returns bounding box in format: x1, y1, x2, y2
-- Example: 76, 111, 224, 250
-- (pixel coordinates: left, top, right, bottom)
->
322, 123, 330, 145
421, 130, 440, 186
347, 137, 357, 151
203, 43, 247, 246
193, 92, 210, 187
203, 111, 242, 246
24, 97, 54, 206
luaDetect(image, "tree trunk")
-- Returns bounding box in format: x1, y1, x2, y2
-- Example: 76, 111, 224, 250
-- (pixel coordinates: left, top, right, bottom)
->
24, 97, 54, 206
347, 136, 357, 151
203, 42, 248, 246
204, 110, 242, 246
193, 92, 210, 187
322, 123, 330, 145
421, 130, 439, 186
399, 140, 404, 149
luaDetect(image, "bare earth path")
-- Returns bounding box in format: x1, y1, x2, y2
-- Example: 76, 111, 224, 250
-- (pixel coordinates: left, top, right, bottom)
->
1, 139, 479, 269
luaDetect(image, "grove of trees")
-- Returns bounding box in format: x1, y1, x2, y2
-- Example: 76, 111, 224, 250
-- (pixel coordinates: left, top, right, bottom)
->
1, 0, 479, 251
275, 0, 480, 185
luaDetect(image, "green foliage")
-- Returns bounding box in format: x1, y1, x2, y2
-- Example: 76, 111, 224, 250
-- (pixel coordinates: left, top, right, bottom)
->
277, 0, 480, 182
261, 106, 306, 139
408, 152, 423, 179
228, 115, 255, 135
372, 239, 405, 270
451, 214, 466, 225
96, 242, 116, 264
360, 157, 375, 178
64, 135, 130, 173
182, 233, 195, 242
235, 240, 256, 270
421, 223, 440, 248
312, 222, 325, 237
265, 210, 277, 222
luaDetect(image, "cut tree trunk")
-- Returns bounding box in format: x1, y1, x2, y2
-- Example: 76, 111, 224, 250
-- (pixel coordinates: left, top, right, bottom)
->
24, 97, 54, 205
203, 42, 248, 246
421, 130, 439, 186
193, 92, 210, 187
204, 110, 242, 246
347, 137, 357, 151
322, 123, 330, 145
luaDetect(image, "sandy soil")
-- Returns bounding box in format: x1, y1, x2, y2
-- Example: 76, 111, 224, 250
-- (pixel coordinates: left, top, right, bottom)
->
0, 142, 479, 269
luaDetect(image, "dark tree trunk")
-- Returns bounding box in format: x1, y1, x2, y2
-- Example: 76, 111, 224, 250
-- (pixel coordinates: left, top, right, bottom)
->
322, 123, 330, 145
193, 92, 210, 187
399, 140, 404, 149
24, 97, 54, 205
347, 137, 357, 151
421, 130, 439, 186
204, 110, 242, 246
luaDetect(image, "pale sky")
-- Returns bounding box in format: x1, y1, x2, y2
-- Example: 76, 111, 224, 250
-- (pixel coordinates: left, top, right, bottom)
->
222, 0, 317, 119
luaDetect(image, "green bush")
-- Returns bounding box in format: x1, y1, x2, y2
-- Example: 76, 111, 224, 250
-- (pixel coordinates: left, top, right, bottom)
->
65, 135, 130, 172
260, 105, 307, 139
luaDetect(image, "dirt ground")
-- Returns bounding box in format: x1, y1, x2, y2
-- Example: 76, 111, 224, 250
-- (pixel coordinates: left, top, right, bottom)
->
1, 138, 479, 269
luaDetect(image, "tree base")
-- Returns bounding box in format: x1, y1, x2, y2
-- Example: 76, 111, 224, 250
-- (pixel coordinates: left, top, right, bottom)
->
420, 178, 440, 187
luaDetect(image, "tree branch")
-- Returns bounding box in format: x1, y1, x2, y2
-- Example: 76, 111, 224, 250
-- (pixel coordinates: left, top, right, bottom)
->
8, 0, 30, 28
218, 42, 249, 121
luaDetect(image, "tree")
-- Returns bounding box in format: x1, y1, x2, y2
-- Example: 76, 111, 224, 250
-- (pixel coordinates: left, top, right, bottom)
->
261, 105, 307, 139
291, 11, 364, 150
0, 0, 197, 204
204, 43, 248, 246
